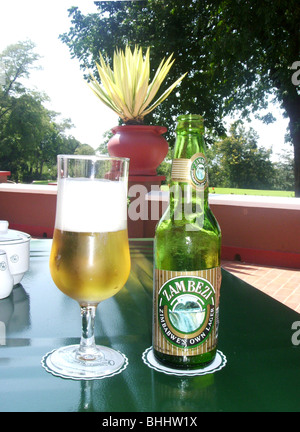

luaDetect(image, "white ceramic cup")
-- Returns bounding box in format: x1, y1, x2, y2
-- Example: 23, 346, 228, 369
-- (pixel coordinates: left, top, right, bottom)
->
0, 221, 30, 285
0, 250, 14, 299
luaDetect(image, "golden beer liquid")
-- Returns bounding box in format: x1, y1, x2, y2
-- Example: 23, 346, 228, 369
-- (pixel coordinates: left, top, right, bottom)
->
49, 228, 131, 304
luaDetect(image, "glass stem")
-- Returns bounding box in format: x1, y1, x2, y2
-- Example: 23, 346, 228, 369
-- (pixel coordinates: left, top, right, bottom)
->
77, 304, 102, 361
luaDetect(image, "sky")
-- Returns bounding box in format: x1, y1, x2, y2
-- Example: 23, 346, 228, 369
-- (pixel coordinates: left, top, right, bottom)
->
0, 0, 118, 150
0, 0, 291, 159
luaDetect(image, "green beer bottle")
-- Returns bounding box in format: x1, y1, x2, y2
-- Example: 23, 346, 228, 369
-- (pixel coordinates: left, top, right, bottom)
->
153, 114, 222, 369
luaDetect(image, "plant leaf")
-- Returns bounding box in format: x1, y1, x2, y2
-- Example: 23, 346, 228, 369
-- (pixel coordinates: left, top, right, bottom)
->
88, 46, 187, 123
142, 72, 188, 116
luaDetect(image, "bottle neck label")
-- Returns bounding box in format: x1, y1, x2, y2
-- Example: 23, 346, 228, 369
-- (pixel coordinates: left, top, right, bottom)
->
171, 152, 208, 190
153, 267, 221, 357
190, 153, 208, 189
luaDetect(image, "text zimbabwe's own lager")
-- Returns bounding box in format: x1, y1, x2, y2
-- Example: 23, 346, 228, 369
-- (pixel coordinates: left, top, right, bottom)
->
153, 114, 222, 369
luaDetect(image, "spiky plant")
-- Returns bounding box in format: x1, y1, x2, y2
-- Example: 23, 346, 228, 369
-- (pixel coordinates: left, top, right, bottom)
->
88, 45, 187, 125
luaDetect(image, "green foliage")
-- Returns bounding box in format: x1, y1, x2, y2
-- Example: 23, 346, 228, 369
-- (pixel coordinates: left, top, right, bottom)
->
207, 121, 294, 190
96, 129, 112, 155
209, 188, 294, 197
60, 0, 300, 194
207, 121, 275, 189
156, 148, 172, 185
0, 40, 40, 97
0, 41, 86, 182
272, 151, 295, 191
75, 143, 96, 155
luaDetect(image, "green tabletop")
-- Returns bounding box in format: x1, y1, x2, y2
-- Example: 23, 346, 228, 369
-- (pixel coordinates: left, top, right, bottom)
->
0, 238, 300, 412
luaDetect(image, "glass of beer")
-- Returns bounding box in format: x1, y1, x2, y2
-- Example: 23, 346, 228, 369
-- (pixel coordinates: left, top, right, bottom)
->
44, 155, 130, 380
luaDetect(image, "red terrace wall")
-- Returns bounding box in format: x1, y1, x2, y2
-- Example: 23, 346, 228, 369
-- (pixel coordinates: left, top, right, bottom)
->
0, 171, 11, 183
145, 192, 300, 269
0, 184, 57, 238
210, 197, 300, 269
0, 184, 299, 269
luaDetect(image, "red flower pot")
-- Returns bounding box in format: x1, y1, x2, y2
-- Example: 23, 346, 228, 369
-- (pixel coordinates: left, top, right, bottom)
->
108, 125, 168, 176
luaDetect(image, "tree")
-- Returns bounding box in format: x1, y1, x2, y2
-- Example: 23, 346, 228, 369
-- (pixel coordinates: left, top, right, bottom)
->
3, 93, 52, 180
60, 0, 300, 194
0, 41, 40, 136
96, 129, 112, 155
0, 41, 45, 180
207, 121, 275, 189
0, 41, 83, 182
0, 40, 40, 97
75, 143, 96, 155
273, 151, 295, 191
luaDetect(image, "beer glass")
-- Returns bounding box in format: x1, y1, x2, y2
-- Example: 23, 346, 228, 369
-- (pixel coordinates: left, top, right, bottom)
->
44, 155, 130, 379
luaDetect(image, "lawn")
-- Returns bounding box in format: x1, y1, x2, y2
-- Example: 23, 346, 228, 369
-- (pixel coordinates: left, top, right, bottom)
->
209, 187, 295, 197
31, 181, 295, 198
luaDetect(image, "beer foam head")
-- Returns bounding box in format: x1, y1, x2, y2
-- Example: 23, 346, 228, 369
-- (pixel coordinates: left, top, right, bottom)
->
55, 178, 127, 233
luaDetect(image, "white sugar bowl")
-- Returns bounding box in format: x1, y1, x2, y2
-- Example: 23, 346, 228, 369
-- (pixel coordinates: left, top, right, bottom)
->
0, 249, 14, 299
0, 221, 31, 285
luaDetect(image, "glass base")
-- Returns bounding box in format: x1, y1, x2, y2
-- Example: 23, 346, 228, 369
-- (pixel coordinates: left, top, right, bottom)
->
42, 344, 128, 380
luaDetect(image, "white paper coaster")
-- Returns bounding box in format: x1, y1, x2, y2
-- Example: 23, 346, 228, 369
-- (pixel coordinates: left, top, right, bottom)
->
41, 348, 128, 381
142, 347, 227, 376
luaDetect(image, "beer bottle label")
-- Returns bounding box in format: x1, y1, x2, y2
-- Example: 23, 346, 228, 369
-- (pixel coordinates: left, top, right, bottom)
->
171, 152, 208, 190
153, 267, 221, 357
190, 153, 208, 189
